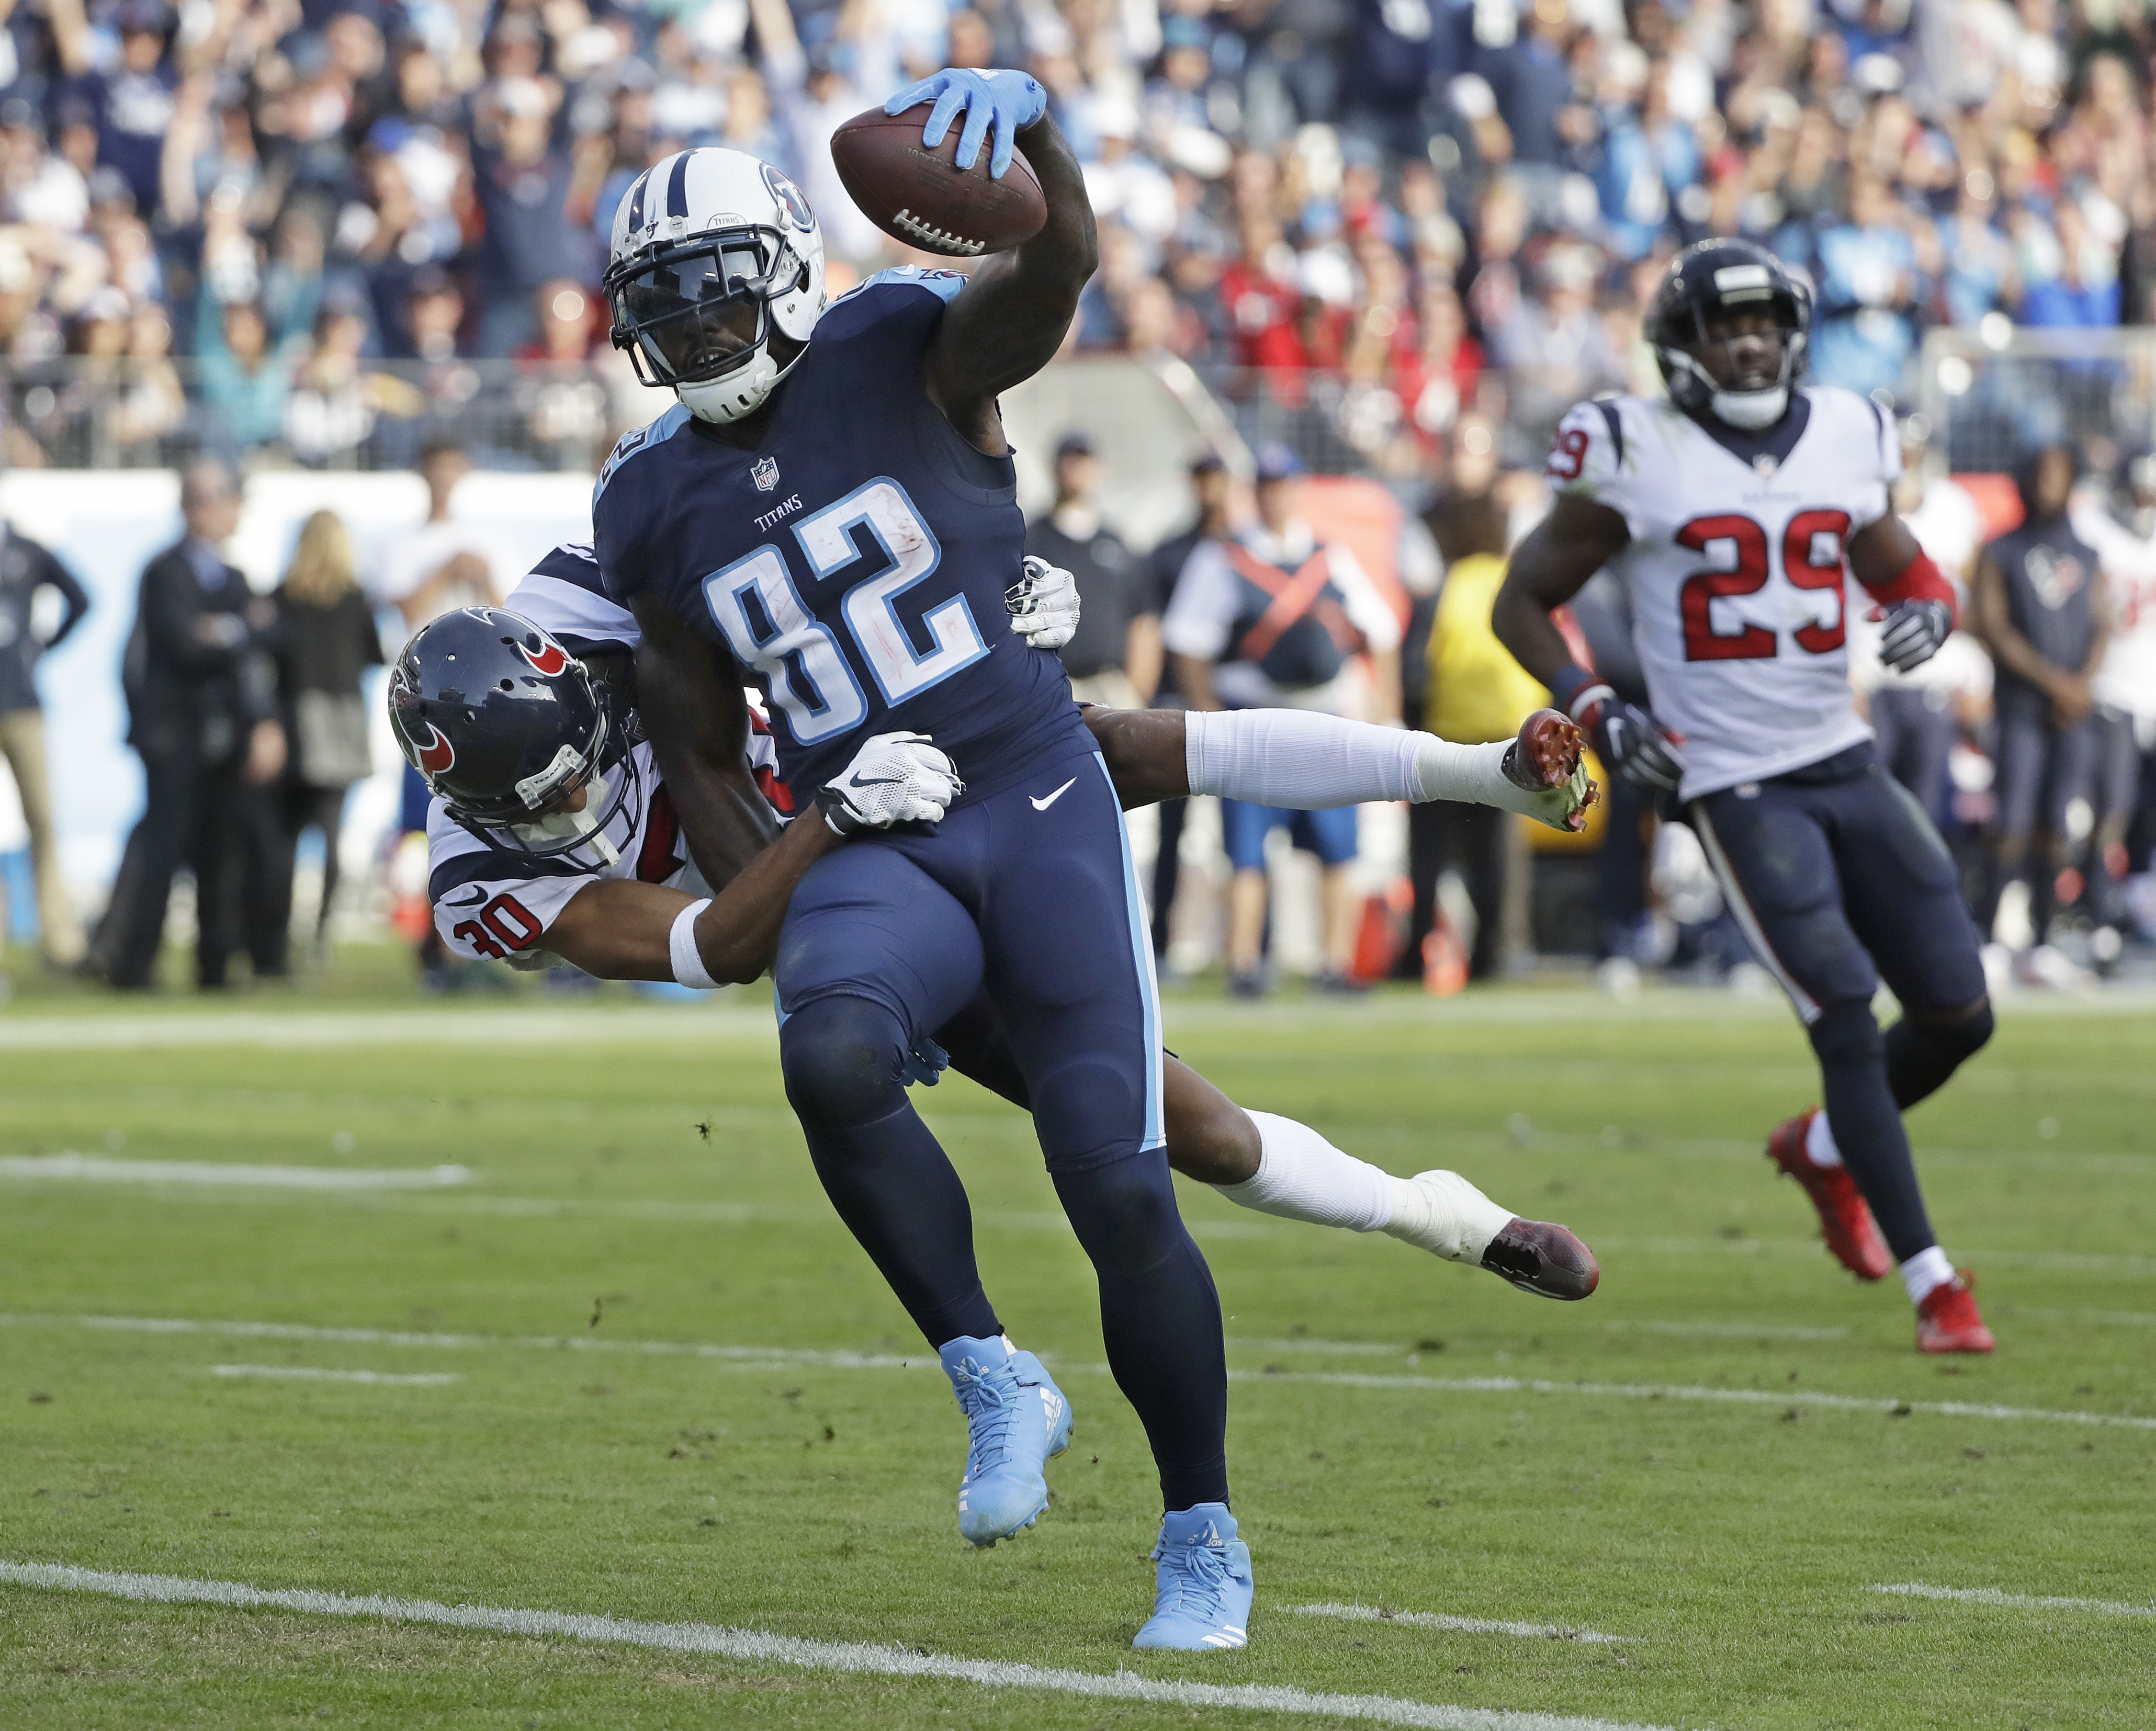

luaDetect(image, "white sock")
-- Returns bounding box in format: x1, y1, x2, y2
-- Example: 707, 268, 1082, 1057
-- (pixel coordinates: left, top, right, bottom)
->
1184, 709, 1421, 808
1805, 1110, 1844, 1168
1381, 1168, 1515, 1263
1900, 1246, 1955, 1307
1213, 1111, 1395, 1233
1409, 734, 1522, 808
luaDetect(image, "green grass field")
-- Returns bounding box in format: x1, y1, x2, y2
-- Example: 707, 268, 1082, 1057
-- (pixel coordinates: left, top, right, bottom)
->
3, 969, 2152, 1730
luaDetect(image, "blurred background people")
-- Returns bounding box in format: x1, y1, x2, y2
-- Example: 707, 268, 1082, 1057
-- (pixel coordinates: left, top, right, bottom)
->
1163, 444, 1402, 995
1414, 489, 1548, 981
1971, 445, 2109, 968
1144, 451, 1234, 964
0, 511, 89, 966
1025, 431, 1160, 708
271, 510, 379, 963
92, 458, 283, 990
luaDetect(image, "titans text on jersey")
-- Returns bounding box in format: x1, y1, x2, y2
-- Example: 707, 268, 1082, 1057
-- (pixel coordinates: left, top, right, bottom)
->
592, 270, 1089, 801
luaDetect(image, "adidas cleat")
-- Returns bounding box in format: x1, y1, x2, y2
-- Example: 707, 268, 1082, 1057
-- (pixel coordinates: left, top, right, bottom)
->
1766, 1110, 1892, 1281
939, 1334, 1073, 1547
1916, 1270, 1995, 1354
1481, 1217, 1601, 1300
1133, 1503, 1253, 1651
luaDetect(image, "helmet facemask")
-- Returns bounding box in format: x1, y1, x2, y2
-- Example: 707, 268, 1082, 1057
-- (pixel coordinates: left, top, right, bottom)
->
441, 691, 639, 872
605, 223, 810, 424
1652, 264, 1810, 432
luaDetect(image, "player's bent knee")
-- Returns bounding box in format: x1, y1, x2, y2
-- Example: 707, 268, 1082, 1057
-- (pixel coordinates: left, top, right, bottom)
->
1055, 1153, 1188, 1276
778, 993, 911, 1130
1807, 1000, 1883, 1069
1913, 997, 1993, 1061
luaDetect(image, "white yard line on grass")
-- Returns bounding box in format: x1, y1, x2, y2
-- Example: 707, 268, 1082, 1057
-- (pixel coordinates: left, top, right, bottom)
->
1231, 1367, 2156, 1431
0, 1560, 1689, 1731
0, 1153, 469, 1190
1603, 1321, 1850, 1342
1225, 1337, 1409, 1357
1290, 1603, 1630, 1644
9, 1312, 2154, 1432
0, 1008, 781, 1051
210, 1365, 462, 1386
1871, 1583, 2156, 1619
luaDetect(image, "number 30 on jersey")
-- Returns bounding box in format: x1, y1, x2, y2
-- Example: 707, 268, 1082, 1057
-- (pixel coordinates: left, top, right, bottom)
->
701, 479, 989, 744
1676, 509, 1852, 663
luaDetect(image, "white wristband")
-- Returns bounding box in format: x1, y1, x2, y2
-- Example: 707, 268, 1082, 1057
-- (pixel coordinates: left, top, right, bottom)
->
669, 898, 719, 990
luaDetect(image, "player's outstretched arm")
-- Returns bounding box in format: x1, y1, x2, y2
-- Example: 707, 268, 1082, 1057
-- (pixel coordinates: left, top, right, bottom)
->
542, 814, 844, 985
908, 85, 1098, 452
628, 590, 783, 885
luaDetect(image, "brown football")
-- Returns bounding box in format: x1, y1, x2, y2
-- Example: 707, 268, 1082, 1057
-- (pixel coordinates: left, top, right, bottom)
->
830, 105, 1047, 258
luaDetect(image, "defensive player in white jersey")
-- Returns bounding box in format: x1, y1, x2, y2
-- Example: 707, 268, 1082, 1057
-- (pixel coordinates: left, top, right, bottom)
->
1492, 239, 1997, 1354
400, 549, 1603, 1296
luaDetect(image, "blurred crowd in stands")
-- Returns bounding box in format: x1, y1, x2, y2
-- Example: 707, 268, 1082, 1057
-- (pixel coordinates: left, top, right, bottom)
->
2, 0, 2155, 990
7, 0, 2156, 469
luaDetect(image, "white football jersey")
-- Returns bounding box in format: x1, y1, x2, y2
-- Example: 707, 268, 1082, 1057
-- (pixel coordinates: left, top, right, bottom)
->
427, 548, 791, 964
1549, 386, 1900, 799
2069, 493, 2156, 722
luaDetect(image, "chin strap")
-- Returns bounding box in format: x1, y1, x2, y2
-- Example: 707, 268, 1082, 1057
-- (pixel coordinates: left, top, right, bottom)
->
1860, 544, 1958, 624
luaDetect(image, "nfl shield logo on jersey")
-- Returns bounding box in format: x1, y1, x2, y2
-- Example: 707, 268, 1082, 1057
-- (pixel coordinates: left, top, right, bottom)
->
751, 456, 781, 492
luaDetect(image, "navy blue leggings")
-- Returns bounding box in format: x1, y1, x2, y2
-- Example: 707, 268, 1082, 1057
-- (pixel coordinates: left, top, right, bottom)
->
1692, 746, 1990, 1263
776, 754, 1229, 1511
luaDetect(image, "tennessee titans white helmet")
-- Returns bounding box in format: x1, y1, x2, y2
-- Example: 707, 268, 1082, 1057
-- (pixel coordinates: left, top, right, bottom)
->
603, 148, 827, 424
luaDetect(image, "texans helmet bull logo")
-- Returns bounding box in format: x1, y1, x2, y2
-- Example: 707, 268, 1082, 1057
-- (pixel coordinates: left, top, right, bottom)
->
409, 718, 456, 776
517, 636, 570, 676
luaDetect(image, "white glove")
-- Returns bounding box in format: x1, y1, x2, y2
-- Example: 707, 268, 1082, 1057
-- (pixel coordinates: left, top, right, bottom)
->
1006, 556, 1081, 651
819, 731, 965, 836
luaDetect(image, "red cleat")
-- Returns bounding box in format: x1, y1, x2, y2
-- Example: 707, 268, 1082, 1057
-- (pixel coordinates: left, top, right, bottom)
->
1766, 1110, 1892, 1281
1916, 1269, 1995, 1354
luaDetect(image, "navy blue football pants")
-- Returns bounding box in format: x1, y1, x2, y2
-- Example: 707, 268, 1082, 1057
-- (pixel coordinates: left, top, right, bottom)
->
774, 748, 1229, 1511
1691, 745, 1992, 1264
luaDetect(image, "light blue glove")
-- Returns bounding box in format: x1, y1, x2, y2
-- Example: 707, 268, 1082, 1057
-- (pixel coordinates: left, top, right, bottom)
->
883, 67, 1047, 179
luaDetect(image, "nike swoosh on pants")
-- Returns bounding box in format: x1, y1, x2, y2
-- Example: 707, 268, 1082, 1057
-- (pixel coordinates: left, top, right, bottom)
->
1030, 777, 1076, 812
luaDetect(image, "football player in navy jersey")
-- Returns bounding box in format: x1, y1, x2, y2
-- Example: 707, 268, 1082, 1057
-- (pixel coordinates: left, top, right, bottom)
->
585, 85, 1256, 1647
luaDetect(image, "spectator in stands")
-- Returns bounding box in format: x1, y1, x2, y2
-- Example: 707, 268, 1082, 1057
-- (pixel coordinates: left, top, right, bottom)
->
271, 510, 380, 962
470, 77, 588, 357
1163, 444, 1401, 997
1024, 432, 1159, 708
1810, 173, 1923, 401
0, 511, 88, 967
196, 296, 296, 455
1971, 444, 2110, 964
94, 458, 284, 990
1145, 451, 1235, 962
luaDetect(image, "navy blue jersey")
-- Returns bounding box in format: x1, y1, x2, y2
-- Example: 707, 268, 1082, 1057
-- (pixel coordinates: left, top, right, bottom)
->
593, 269, 1086, 801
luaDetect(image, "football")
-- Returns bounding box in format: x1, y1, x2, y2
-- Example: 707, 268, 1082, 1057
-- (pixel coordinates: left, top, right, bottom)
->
830, 105, 1047, 258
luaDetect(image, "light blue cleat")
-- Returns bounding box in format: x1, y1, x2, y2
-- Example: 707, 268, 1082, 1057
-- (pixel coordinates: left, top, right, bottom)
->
1133, 1503, 1253, 1650
939, 1334, 1074, 1546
